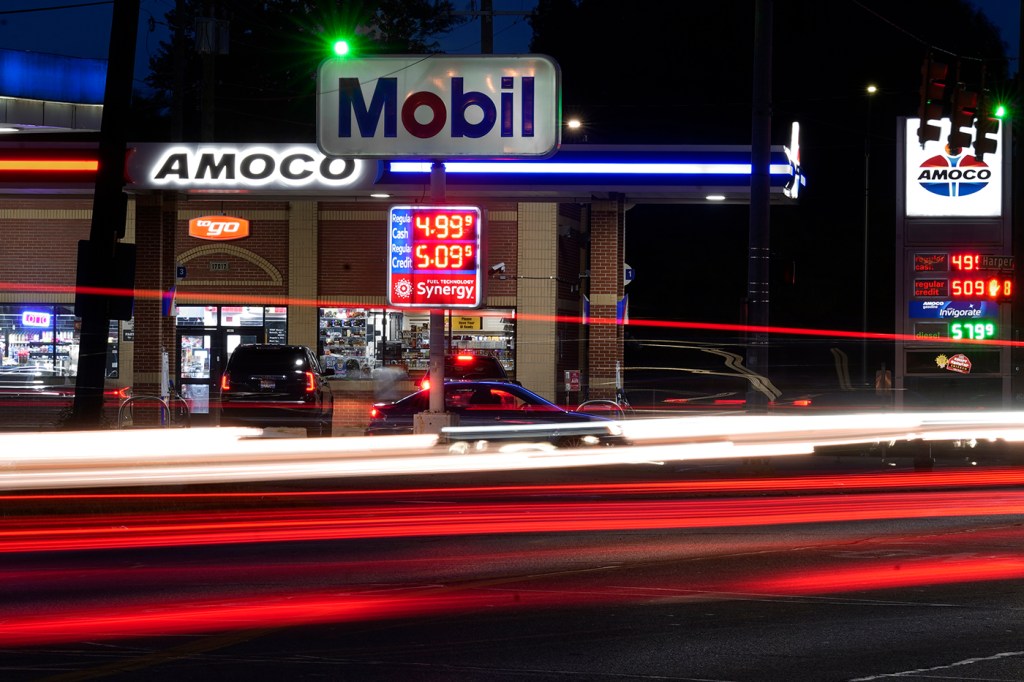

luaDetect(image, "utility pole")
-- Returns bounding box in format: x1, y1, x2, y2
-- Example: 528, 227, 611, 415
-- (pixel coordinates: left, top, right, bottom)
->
1012, 0, 1023, 405
71, 0, 140, 427
455, 2, 528, 54
745, 0, 773, 412
481, 0, 493, 54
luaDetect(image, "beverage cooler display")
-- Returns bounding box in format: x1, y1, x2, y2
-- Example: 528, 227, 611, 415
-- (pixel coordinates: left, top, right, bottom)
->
0, 305, 119, 377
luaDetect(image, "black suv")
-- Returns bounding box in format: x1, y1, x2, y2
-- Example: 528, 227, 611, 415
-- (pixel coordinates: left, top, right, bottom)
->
418, 353, 513, 389
218, 344, 334, 437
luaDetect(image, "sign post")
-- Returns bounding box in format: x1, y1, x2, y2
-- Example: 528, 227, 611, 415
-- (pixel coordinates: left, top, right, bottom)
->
895, 117, 1012, 409
316, 54, 560, 432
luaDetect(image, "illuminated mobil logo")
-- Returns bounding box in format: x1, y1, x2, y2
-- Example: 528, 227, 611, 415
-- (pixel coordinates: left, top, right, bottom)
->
317, 56, 560, 157
905, 119, 1001, 217
917, 150, 990, 197
128, 144, 368, 191
189, 216, 250, 241
908, 300, 992, 319
21, 311, 51, 327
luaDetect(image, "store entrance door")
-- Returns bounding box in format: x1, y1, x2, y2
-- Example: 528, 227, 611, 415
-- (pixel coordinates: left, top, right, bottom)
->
176, 328, 263, 423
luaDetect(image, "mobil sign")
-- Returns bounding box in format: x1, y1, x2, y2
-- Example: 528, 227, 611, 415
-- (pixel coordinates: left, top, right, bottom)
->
905, 118, 1004, 218
317, 55, 560, 158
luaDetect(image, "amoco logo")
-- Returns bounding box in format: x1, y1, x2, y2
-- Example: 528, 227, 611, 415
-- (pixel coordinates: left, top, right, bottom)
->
917, 145, 991, 197
189, 215, 250, 241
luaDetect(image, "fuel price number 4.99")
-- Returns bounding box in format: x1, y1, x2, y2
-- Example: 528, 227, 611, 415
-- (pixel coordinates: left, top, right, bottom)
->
412, 210, 479, 272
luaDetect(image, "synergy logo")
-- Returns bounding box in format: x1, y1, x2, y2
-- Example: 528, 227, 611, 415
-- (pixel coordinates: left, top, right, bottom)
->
917, 146, 991, 197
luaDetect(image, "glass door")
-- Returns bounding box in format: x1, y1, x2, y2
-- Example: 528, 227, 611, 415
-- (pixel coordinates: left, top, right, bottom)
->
177, 330, 216, 417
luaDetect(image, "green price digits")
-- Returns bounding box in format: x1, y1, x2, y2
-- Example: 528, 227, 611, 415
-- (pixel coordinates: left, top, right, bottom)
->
950, 321, 997, 340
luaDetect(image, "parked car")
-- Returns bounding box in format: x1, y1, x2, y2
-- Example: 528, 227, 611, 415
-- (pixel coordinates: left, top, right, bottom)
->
366, 380, 625, 448
218, 344, 334, 437
417, 353, 513, 390
0, 367, 129, 430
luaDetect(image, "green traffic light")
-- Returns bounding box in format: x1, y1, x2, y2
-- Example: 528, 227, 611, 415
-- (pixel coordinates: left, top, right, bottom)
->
332, 39, 350, 57
994, 103, 1007, 119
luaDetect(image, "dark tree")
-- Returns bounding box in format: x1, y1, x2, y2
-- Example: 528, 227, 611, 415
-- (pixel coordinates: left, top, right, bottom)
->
530, 0, 1010, 335
143, 0, 465, 141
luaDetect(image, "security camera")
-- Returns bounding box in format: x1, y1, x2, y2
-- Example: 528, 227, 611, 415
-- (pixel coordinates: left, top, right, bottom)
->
489, 262, 506, 274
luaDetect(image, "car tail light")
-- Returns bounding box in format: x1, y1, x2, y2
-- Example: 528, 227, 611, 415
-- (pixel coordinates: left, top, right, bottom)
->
305, 371, 316, 393
455, 354, 475, 363
792, 399, 813, 407
220, 373, 230, 391
370, 406, 380, 419
104, 386, 131, 400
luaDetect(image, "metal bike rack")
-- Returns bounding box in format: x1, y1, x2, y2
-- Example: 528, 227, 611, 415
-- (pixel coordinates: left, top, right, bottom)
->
117, 395, 191, 429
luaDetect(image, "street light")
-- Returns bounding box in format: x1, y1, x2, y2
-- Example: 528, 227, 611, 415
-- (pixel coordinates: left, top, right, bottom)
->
862, 84, 877, 388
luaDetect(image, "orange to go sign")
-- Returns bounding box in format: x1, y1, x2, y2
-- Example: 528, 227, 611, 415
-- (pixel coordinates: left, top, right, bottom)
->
188, 216, 250, 240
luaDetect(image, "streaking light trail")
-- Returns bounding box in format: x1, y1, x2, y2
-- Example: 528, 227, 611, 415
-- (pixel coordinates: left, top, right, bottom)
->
2, 490, 1024, 554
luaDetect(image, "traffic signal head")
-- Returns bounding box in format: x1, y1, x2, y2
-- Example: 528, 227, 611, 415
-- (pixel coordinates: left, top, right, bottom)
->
974, 96, 1002, 160
332, 39, 350, 57
917, 58, 948, 145
948, 86, 977, 152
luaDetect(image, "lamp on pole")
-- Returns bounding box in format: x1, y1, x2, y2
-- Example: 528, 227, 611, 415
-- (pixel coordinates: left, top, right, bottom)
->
862, 83, 877, 388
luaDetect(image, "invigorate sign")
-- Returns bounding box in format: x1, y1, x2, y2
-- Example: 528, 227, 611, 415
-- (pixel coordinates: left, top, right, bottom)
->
387, 205, 483, 309
317, 55, 560, 158
905, 118, 1003, 218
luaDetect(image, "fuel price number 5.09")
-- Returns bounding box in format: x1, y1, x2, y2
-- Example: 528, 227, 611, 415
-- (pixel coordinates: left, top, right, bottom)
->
412, 210, 479, 272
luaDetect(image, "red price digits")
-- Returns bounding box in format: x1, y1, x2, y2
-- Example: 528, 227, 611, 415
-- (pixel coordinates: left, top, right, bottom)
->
951, 253, 980, 271
415, 244, 474, 269
414, 213, 472, 239
951, 278, 1013, 298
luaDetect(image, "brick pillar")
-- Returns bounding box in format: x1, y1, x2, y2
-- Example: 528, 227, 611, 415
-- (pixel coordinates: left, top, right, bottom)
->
587, 197, 624, 400
131, 194, 178, 424
288, 200, 317, 347
516, 202, 558, 400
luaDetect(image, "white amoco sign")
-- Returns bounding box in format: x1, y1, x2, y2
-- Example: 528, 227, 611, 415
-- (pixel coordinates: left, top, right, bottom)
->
317, 55, 560, 158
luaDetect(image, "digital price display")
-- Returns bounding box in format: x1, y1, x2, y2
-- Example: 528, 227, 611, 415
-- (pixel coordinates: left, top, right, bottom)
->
387, 205, 483, 309
950, 320, 997, 341
949, 276, 1013, 300
950, 253, 1015, 271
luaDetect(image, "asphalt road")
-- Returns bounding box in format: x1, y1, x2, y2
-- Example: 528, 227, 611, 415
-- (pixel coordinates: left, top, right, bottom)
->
3, 454, 1024, 681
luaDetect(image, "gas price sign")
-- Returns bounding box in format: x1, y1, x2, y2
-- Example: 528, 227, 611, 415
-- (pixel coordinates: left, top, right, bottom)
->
387, 205, 483, 308
912, 251, 1015, 301
950, 320, 997, 341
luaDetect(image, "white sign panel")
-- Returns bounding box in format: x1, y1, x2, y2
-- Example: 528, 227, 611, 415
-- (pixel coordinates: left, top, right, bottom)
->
905, 118, 1002, 218
317, 55, 560, 158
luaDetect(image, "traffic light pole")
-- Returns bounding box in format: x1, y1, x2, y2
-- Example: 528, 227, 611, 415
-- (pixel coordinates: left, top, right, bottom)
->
70, 0, 139, 428
1013, 1, 1024, 406
746, 0, 772, 413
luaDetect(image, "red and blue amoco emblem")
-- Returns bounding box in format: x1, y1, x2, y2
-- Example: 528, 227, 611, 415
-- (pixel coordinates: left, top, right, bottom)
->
917, 147, 991, 197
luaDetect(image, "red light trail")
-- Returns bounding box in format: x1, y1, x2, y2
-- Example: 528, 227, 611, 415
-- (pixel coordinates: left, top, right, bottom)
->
2, 475, 1024, 647
1, 280, 1021, 346
2, 489, 1023, 554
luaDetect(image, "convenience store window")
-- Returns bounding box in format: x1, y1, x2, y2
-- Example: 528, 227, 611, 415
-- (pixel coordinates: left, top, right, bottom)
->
0, 305, 120, 378
176, 305, 287, 344
318, 307, 515, 378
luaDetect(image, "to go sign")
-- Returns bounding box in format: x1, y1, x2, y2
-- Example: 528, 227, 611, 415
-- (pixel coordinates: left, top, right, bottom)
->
188, 216, 250, 240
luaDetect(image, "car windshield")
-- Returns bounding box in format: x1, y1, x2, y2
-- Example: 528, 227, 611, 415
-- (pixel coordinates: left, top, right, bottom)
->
228, 349, 308, 376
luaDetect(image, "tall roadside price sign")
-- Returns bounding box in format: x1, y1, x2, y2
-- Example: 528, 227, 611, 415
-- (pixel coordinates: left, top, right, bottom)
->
895, 118, 1012, 410
317, 55, 560, 431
